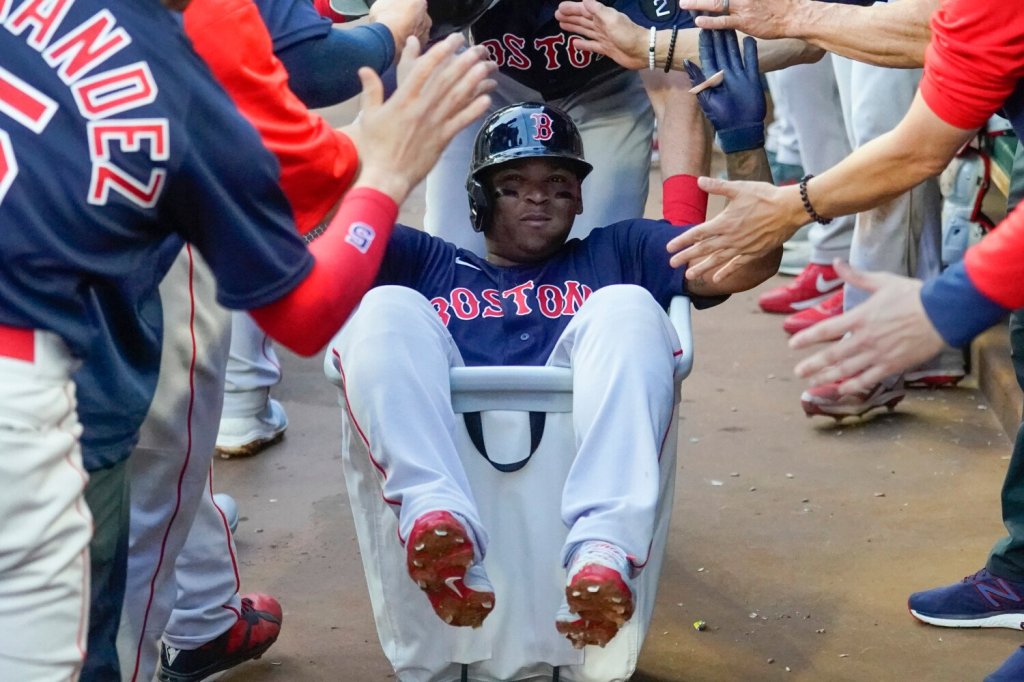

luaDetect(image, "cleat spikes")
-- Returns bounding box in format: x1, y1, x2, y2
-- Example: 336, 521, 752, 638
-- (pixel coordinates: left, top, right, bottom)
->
587, 585, 600, 593
434, 529, 448, 537
414, 543, 425, 551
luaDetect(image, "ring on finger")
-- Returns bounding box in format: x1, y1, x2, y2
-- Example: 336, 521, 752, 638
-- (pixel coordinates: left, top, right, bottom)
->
721, 0, 730, 14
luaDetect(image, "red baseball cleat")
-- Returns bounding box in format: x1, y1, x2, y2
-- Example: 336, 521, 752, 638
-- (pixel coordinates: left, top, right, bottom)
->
556, 541, 635, 649
758, 263, 843, 314
783, 289, 844, 335
407, 510, 495, 628
801, 377, 905, 420
158, 593, 282, 682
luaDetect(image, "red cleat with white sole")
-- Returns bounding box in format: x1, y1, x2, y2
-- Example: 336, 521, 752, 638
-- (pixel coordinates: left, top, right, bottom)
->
783, 290, 844, 335
406, 510, 494, 628
556, 541, 635, 649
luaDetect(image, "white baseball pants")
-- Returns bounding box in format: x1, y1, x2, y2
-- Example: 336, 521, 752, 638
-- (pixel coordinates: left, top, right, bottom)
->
117, 246, 241, 682
329, 284, 680, 565
0, 329, 90, 681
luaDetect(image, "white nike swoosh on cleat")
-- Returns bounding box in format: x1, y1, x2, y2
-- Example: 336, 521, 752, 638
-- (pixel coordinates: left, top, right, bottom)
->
815, 273, 842, 293
455, 257, 480, 271
444, 576, 464, 597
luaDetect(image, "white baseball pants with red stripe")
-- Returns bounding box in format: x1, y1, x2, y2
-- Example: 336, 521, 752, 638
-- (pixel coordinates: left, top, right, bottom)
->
117, 246, 242, 682
0, 329, 91, 681
330, 283, 680, 575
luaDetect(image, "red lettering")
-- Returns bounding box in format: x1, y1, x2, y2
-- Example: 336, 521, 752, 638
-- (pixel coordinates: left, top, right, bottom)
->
88, 163, 165, 208
533, 34, 565, 71
537, 284, 564, 319
479, 38, 505, 68
562, 281, 591, 315
89, 119, 168, 160
0, 0, 14, 22
481, 289, 503, 318
72, 62, 157, 120
87, 119, 169, 208
0, 130, 18, 205
44, 10, 131, 83
503, 33, 530, 71
567, 35, 594, 68
430, 297, 451, 326
0, 65, 58, 133
451, 288, 481, 321
5, 0, 73, 49
502, 280, 535, 315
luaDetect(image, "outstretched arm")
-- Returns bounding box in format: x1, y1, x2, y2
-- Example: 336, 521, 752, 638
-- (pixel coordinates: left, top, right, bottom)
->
678, 0, 936, 68
250, 36, 496, 355
555, 0, 822, 73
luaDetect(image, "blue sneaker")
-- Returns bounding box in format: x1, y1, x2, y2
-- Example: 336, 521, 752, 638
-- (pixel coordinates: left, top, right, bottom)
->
986, 647, 1024, 682
908, 569, 1024, 629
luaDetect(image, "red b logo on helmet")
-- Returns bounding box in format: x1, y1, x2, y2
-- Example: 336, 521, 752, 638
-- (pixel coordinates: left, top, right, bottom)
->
529, 112, 553, 142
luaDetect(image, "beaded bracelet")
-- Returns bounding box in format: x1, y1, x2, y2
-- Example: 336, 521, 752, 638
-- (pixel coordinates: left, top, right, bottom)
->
664, 26, 679, 73
648, 26, 657, 71
798, 174, 832, 225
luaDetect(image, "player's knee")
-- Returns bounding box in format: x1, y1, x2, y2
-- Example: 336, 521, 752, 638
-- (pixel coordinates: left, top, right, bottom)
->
580, 284, 660, 318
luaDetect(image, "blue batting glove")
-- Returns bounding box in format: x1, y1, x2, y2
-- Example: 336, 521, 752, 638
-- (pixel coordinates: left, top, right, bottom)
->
683, 29, 765, 153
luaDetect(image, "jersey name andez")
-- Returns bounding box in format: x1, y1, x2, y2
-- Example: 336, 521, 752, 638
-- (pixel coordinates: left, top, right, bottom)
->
0, 0, 168, 210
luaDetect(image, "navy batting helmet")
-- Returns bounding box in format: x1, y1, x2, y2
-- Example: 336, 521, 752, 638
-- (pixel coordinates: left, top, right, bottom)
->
466, 102, 592, 232
329, 0, 495, 43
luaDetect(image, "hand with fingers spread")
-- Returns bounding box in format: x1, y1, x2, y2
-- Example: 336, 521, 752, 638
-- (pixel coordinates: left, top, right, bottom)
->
348, 35, 497, 203
679, 0, 796, 39
554, 0, 649, 70
789, 261, 944, 394
683, 29, 765, 153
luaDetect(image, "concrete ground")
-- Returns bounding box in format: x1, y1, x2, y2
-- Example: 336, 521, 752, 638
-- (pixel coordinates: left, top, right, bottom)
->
211, 104, 1021, 682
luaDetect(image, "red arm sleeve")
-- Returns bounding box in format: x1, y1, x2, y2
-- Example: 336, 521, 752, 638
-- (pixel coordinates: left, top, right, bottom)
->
920, 0, 1024, 130
183, 0, 358, 234
963, 203, 1024, 310
662, 174, 708, 226
250, 188, 397, 356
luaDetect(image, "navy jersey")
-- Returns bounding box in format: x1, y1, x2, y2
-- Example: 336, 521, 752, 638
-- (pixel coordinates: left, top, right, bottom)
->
0, 0, 314, 468
377, 222, 723, 367
474, 0, 694, 100
0, 0, 312, 359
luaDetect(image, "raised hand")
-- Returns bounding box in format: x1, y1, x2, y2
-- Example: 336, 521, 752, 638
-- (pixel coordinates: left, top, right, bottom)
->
348, 35, 497, 203
683, 28, 764, 152
679, 0, 796, 39
789, 260, 944, 394
555, 0, 647, 70
369, 0, 431, 54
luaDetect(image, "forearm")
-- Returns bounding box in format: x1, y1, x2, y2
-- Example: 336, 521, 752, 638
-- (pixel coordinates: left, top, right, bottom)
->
783, 0, 934, 68
642, 70, 712, 178
277, 24, 395, 108
726, 148, 772, 184
801, 92, 972, 222
250, 188, 398, 355
658, 29, 820, 73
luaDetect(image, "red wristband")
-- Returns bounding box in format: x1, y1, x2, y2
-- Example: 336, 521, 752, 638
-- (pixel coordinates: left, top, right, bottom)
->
663, 174, 708, 226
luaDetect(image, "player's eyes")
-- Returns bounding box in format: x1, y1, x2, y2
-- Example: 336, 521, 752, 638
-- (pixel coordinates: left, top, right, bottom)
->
494, 187, 519, 198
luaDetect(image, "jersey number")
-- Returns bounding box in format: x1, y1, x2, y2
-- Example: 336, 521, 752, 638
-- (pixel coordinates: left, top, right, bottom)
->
0, 66, 59, 206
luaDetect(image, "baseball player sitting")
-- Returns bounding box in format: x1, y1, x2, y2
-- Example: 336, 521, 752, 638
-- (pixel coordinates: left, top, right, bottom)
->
329, 26, 779, 650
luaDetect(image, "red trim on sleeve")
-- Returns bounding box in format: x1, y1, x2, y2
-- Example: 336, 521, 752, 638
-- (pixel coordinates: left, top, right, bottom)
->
250, 188, 398, 356
963, 202, 1024, 310
920, 0, 1024, 131
662, 174, 708, 226
183, 0, 359, 234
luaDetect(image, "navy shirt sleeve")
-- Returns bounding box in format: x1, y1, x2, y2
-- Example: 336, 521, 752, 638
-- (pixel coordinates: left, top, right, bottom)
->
377, 225, 457, 289
252, 0, 332, 51
277, 24, 395, 108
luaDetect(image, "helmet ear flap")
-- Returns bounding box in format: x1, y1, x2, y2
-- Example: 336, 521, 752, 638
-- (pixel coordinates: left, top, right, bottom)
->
466, 178, 491, 233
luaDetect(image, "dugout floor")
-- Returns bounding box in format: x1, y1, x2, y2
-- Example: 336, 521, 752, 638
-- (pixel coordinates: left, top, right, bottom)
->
209, 103, 1019, 682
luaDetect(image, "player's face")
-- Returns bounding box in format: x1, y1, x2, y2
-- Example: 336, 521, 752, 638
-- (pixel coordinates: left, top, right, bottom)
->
484, 158, 583, 266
